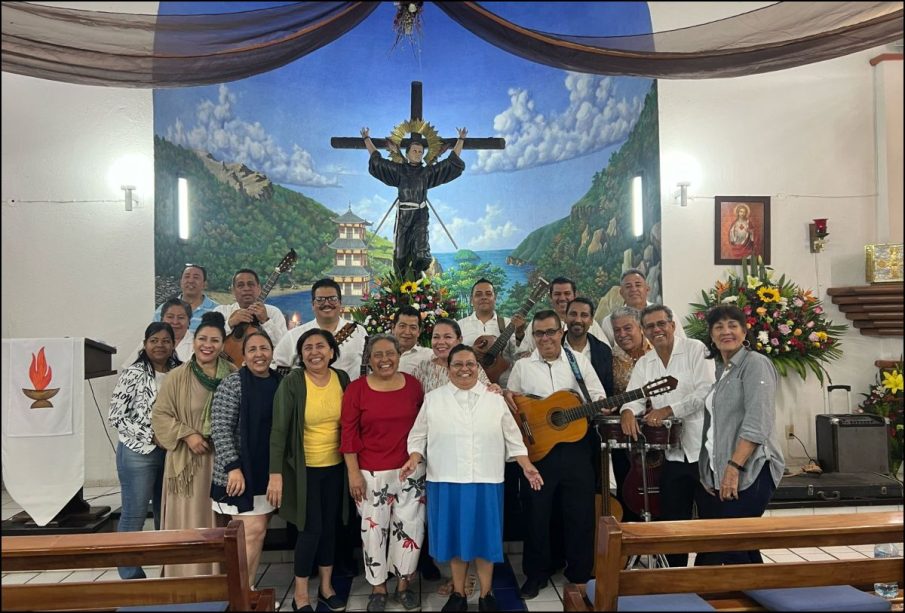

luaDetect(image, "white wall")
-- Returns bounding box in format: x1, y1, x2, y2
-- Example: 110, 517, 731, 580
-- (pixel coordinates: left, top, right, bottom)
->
651, 3, 904, 461
1, 2, 159, 485
2, 2, 901, 485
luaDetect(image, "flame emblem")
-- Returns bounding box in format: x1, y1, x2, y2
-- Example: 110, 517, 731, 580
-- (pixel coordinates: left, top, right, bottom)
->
29, 347, 53, 390
22, 346, 60, 409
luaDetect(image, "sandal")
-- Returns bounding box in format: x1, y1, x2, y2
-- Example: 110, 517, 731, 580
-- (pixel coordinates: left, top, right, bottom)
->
395, 588, 420, 610
367, 592, 388, 612
437, 578, 454, 596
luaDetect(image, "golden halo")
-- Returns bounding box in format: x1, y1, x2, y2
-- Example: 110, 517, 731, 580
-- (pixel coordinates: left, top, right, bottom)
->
735, 203, 751, 217
388, 119, 444, 165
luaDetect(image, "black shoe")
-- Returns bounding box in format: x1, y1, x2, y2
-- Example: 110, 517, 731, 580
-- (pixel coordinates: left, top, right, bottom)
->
291, 600, 314, 612
441, 591, 468, 612
318, 590, 347, 612
420, 558, 442, 581
479, 592, 499, 611
519, 577, 549, 600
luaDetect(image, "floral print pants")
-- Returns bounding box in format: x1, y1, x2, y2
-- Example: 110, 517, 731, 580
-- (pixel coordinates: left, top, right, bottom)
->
356, 462, 426, 586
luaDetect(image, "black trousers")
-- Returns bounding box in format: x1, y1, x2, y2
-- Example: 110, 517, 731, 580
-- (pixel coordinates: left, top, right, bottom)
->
294, 463, 343, 577
659, 458, 706, 567
694, 463, 776, 566
522, 441, 595, 584
394, 207, 431, 276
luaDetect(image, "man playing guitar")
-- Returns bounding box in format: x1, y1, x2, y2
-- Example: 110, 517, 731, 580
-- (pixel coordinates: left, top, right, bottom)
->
505, 310, 606, 600
215, 268, 288, 349
457, 278, 530, 387
272, 278, 367, 382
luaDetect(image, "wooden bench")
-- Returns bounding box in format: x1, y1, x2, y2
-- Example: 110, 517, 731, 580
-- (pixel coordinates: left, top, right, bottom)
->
564, 511, 903, 611
1, 520, 275, 611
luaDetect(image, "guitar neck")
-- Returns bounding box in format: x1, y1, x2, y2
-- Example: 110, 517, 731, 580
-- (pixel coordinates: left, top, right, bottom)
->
485, 295, 540, 357
257, 269, 282, 303
560, 388, 647, 424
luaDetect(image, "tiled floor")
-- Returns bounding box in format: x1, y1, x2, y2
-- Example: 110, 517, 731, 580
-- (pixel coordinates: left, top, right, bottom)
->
2, 487, 902, 611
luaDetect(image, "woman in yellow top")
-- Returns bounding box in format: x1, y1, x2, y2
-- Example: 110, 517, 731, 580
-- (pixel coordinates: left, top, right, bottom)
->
269, 328, 349, 613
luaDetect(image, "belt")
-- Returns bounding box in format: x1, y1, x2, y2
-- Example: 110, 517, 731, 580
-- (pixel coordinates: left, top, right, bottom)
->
398, 201, 427, 210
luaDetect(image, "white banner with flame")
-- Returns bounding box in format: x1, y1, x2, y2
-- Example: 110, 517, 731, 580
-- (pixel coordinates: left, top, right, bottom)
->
2, 338, 84, 526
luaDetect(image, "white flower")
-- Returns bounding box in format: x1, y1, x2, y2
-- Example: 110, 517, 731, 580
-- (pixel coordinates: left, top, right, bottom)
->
721, 296, 738, 304
757, 330, 770, 344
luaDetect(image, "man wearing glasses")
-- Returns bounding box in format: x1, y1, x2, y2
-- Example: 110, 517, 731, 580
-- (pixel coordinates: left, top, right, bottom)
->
154, 264, 219, 333
506, 309, 606, 600
272, 278, 367, 382
215, 268, 288, 347
619, 304, 715, 567
598, 269, 685, 348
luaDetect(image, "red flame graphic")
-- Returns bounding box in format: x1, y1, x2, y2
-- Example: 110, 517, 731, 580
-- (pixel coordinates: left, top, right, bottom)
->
29, 347, 53, 390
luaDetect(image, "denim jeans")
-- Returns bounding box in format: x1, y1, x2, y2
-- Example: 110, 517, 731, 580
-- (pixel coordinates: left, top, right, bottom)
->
115, 443, 165, 579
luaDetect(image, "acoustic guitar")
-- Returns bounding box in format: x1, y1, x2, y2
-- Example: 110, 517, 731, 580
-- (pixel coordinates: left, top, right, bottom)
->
222, 249, 297, 366
508, 376, 678, 463
472, 277, 549, 383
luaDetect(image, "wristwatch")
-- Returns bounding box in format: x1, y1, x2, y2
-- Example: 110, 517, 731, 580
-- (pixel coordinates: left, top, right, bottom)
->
727, 459, 747, 472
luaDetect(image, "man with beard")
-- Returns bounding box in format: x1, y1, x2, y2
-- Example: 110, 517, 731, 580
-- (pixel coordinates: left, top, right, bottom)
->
620, 304, 715, 566
272, 278, 367, 382
393, 305, 433, 374
518, 277, 606, 355
215, 268, 287, 347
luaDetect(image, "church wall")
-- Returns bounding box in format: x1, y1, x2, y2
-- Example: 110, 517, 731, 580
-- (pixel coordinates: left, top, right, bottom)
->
651, 3, 904, 461
1, 2, 901, 487
1, 2, 160, 485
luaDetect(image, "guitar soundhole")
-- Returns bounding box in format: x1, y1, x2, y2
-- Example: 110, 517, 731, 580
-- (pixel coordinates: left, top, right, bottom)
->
550, 411, 566, 428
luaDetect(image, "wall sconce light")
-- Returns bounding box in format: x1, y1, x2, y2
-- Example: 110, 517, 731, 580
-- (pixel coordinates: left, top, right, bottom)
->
676, 182, 690, 207
809, 218, 829, 253
121, 185, 136, 211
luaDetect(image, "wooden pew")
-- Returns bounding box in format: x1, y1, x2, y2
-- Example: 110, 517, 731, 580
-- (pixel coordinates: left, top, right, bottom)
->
1, 520, 275, 611
563, 511, 903, 611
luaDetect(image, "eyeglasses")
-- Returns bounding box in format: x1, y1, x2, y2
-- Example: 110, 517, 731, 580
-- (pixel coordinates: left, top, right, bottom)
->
313, 296, 340, 304
450, 361, 478, 369
643, 320, 672, 331
532, 328, 561, 339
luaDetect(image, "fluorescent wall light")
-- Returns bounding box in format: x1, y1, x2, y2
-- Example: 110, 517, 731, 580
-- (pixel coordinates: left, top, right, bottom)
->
178, 178, 189, 240
632, 176, 644, 237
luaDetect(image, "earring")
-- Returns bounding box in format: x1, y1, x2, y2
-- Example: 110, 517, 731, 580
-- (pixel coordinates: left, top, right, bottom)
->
743, 339, 751, 348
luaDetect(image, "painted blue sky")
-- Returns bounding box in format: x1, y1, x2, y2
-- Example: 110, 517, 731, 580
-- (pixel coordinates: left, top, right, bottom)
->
155, 2, 653, 252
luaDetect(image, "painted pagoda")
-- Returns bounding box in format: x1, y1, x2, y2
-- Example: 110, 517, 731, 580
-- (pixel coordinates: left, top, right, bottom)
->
325, 206, 372, 310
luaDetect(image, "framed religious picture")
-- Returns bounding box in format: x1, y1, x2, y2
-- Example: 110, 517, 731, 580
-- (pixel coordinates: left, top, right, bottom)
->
714, 196, 771, 265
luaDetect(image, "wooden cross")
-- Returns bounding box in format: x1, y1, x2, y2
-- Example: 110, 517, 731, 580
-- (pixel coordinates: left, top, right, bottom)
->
330, 81, 506, 153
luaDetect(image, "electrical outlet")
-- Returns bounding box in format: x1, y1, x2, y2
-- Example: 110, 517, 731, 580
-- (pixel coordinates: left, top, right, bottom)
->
786, 424, 795, 439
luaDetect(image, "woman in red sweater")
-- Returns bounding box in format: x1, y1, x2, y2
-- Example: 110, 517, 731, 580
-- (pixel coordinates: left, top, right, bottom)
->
341, 334, 425, 613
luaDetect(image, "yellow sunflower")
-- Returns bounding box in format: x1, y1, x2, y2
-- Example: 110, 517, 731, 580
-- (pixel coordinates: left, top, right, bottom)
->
757, 287, 781, 303
882, 370, 903, 394
400, 281, 418, 294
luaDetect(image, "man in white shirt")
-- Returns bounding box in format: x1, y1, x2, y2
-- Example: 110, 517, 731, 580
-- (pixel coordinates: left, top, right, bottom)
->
506, 309, 606, 598
457, 278, 529, 387
599, 269, 685, 347
519, 277, 607, 354
215, 268, 287, 347
272, 278, 367, 382
620, 304, 715, 566
393, 305, 433, 374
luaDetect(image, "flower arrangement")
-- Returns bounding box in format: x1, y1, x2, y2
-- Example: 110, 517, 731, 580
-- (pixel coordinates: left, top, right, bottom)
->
857, 363, 904, 476
684, 256, 847, 384
351, 273, 459, 346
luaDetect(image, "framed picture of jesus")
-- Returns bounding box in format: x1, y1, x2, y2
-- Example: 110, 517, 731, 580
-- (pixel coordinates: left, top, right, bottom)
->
714, 196, 771, 265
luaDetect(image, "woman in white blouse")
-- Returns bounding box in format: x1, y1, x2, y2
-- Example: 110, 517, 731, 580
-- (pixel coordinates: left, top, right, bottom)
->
402, 345, 543, 612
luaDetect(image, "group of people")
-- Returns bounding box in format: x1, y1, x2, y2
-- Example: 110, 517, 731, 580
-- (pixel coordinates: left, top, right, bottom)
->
107, 264, 784, 612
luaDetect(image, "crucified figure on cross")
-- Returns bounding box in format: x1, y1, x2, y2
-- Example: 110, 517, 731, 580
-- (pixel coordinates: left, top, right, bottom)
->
331, 81, 505, 279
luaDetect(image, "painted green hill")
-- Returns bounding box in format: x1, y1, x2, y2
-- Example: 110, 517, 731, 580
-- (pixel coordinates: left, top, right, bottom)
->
154, 136, 336, 292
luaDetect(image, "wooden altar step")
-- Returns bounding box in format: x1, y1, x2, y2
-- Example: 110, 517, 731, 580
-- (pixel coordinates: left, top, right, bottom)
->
827, 284, 904, 337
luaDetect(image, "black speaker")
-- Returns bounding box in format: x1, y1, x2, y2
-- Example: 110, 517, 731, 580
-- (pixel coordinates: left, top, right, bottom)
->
815, 414, 889, 473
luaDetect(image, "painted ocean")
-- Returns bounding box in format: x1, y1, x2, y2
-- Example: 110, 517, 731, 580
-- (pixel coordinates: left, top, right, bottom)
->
268, 248, 534, 324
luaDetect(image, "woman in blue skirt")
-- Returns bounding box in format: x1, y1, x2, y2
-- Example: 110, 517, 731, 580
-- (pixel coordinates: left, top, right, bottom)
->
401, 344, 544, 612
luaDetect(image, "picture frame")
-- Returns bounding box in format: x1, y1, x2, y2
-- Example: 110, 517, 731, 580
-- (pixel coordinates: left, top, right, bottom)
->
714, 196, 771, 265
865, 243, 903, 283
